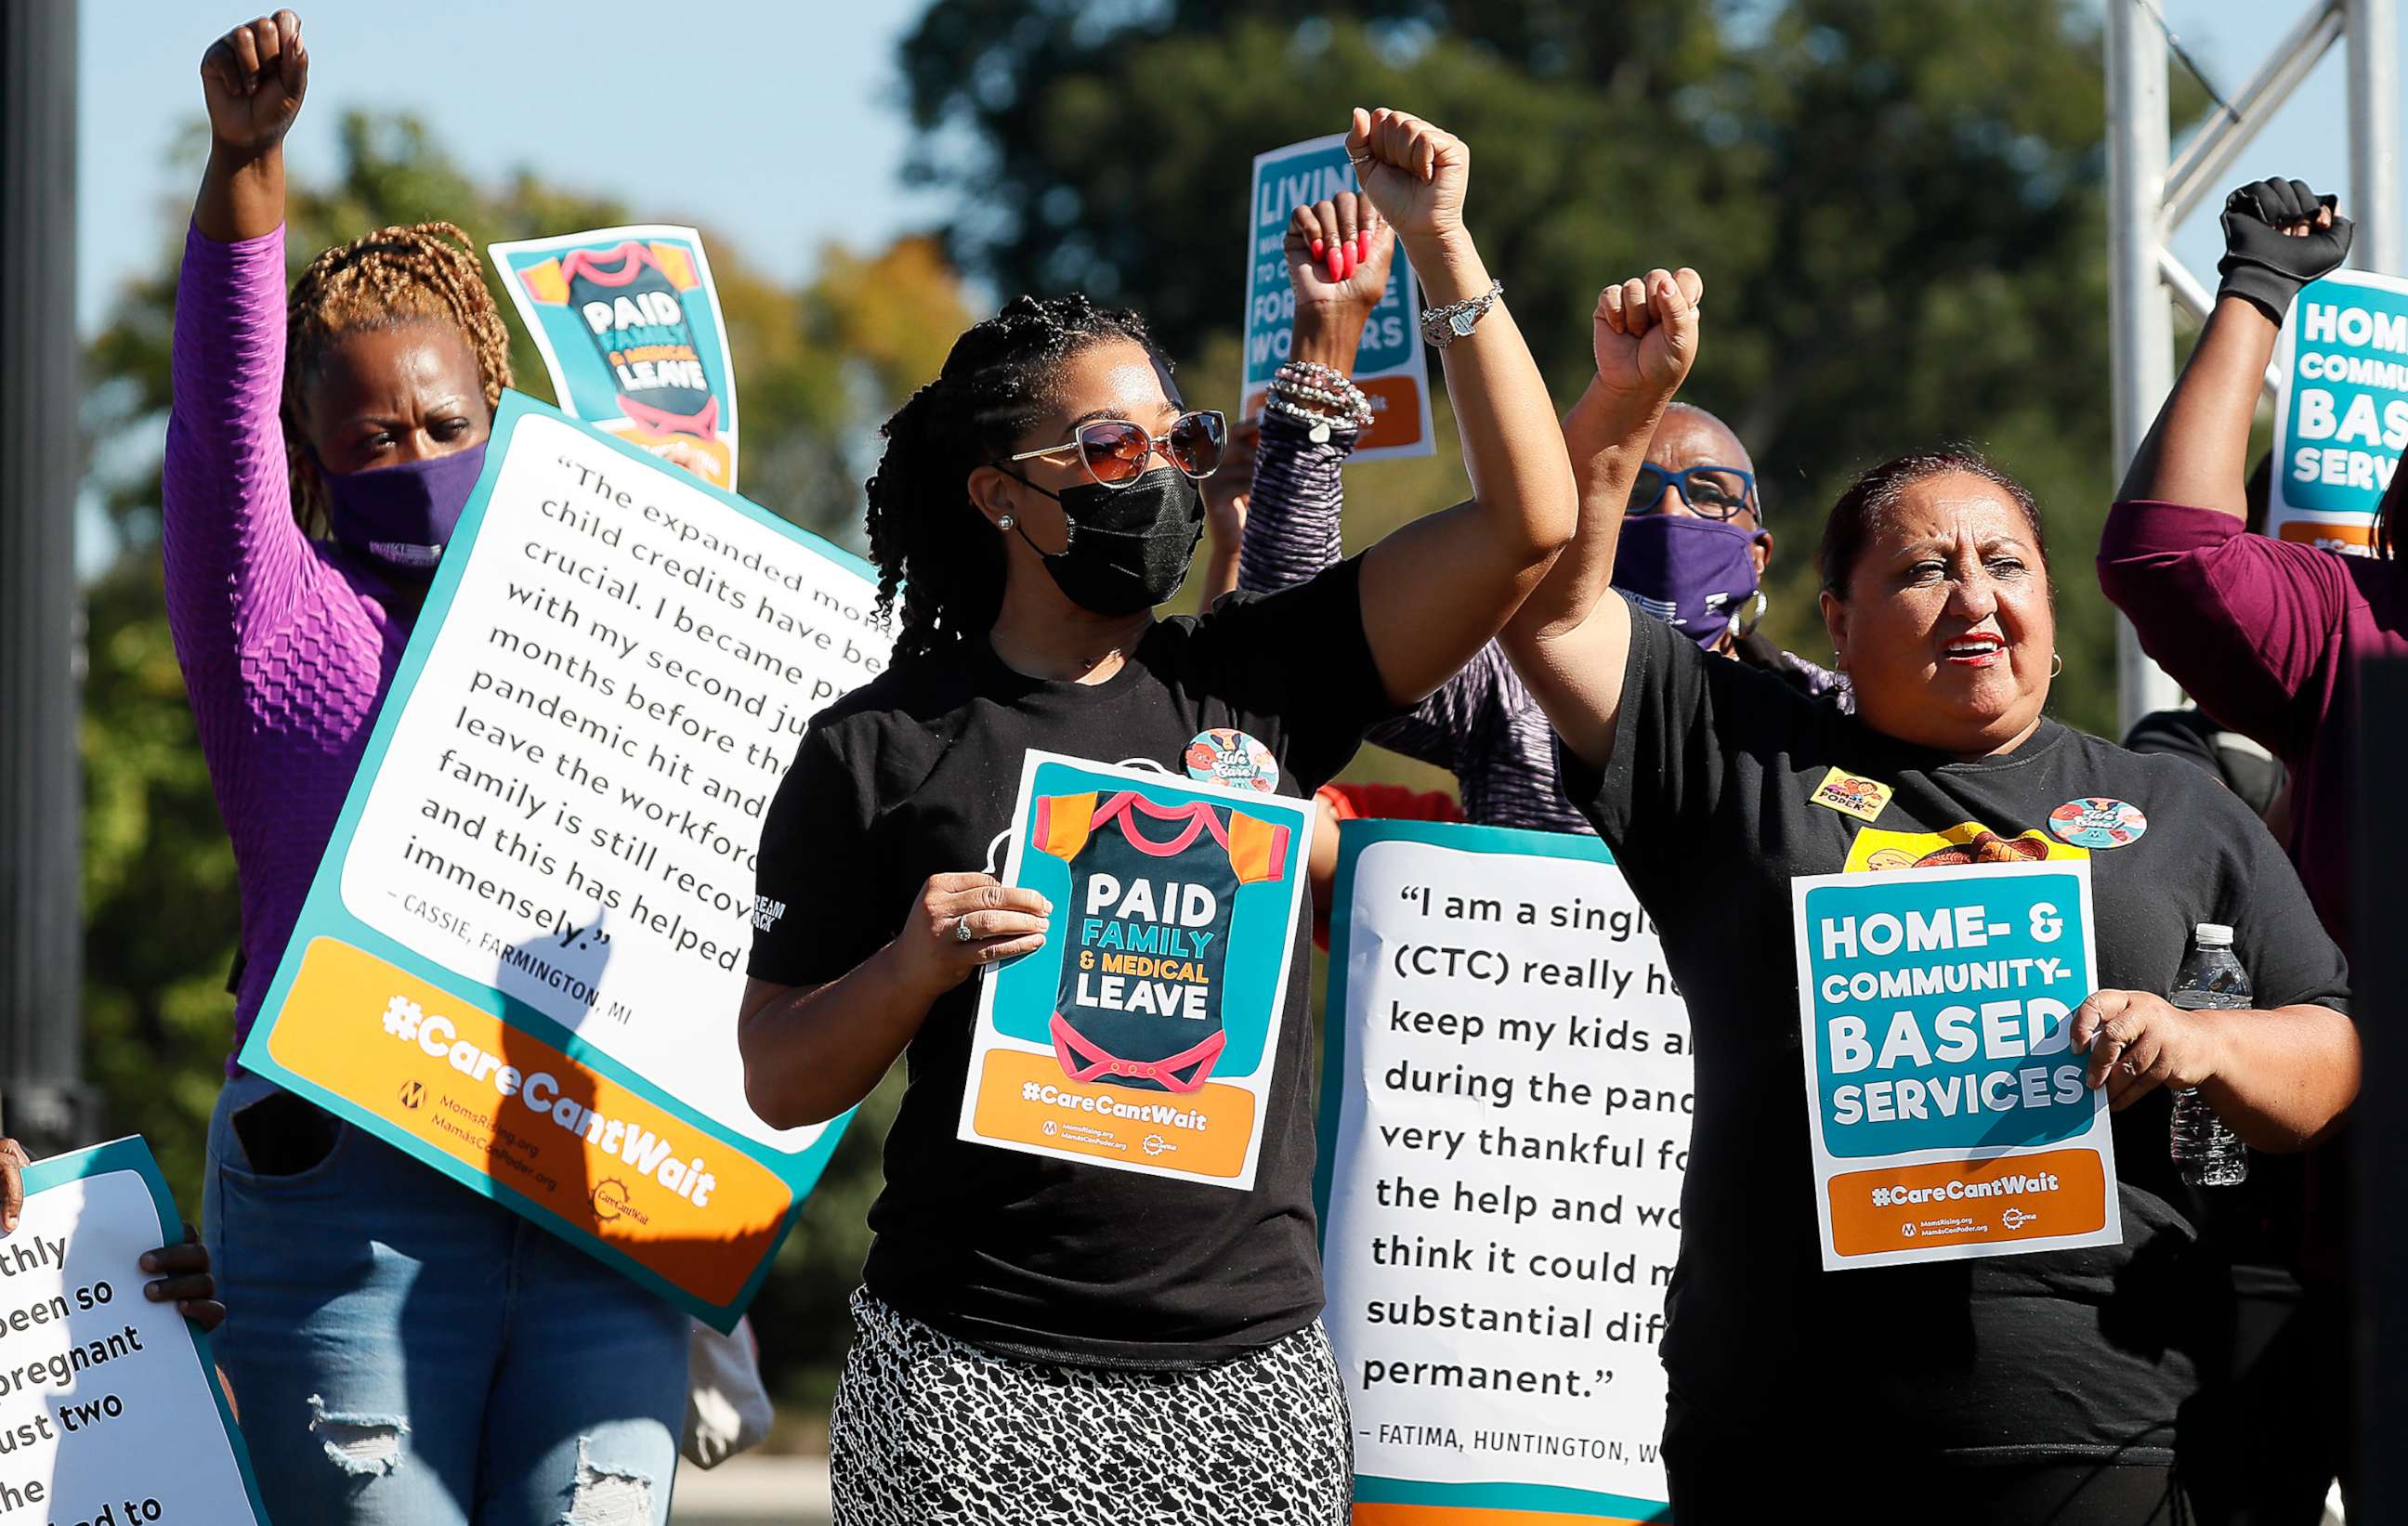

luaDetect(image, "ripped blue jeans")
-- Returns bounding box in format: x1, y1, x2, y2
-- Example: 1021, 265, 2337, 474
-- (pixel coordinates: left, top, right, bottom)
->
203, 1075, 687, 1525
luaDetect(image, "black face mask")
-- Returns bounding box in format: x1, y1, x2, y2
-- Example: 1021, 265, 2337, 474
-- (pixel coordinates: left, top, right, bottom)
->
1009, 466, 1204, 617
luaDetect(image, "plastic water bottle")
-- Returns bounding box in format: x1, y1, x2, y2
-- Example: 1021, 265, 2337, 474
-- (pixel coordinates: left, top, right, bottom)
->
2168, 922, 2250, 1187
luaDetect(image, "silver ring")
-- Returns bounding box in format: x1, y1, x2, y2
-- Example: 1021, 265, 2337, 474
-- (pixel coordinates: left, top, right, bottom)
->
1347, 153, 1373, 167
955, 916, 976, 944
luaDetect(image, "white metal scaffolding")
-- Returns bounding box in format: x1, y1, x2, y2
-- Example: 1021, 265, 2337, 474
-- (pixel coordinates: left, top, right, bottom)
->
2105, 0, 2401, 735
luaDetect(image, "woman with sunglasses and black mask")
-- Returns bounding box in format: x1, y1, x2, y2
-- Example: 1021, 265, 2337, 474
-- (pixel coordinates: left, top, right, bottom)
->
1212, 203, 1842, 838
738, 108, 1572, 1526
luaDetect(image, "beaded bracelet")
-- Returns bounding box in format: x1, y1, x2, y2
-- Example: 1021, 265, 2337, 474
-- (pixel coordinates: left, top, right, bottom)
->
1263, 393, 1354, 441
1269, 360, 1374, 431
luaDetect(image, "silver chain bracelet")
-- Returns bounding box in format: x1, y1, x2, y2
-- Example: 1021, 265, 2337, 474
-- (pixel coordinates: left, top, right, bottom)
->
1419, 278, 1503, 349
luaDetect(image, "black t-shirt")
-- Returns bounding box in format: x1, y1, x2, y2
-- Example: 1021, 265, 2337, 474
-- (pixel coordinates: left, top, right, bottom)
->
749, 558, 1389, 1367
1565, 600, 2352, 1465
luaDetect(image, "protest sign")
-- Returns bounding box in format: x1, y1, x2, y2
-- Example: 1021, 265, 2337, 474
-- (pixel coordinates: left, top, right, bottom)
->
1241, 134, 1435, 460
956, 752, 1315, 1192
0, 1138, 267, 1526
1318, 820, 1684, 1525
1790, 859, 2118, 1271
2271, 267, 2408, 552
241, 390, 886, 1328
490, 225, 742, 489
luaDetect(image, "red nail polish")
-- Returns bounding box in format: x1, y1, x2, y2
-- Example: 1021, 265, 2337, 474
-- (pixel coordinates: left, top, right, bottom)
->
1354, 234, 1369, 263
1341, 245, 1358, 279
1310, 238, 1325, 259
1327, 250, 1346, 281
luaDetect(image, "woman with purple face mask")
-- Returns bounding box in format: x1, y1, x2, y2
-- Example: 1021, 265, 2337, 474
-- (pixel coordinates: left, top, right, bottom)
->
1214, 212, 1842, 841
168, 13, 687, 1523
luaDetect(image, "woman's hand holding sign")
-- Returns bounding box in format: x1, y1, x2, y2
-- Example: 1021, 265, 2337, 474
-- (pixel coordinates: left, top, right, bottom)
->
141, 1228, 228, 1332
0, 1139, 226, 1332
893, 873, 1053, 998
739, 873, 1050, 1130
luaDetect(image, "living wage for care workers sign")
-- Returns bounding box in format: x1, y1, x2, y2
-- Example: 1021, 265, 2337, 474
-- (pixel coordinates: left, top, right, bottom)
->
1240, 134, 1435, 460
0, 1139, 267, 1526
1318, 821, 1686, 1525
242, 391, 887, 1328
2271, 267, 2408, 552
1790, 860, 2118, 1271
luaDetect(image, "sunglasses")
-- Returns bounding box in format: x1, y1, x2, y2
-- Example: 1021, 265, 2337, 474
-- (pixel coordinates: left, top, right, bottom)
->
996, 411, 1228, 489
1634, 463, 1759, 521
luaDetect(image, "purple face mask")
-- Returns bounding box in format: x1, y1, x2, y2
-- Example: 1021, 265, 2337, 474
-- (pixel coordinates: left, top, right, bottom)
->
322, 443, 488, 577
1612, 514, 1765, 650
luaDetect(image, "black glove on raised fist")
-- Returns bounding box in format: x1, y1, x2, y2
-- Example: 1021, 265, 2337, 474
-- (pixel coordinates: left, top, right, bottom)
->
2218, 177, 2353, 322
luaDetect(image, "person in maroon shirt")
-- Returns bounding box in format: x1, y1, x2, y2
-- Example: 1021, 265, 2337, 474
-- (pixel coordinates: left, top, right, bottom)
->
2100, 177, 2380, 951
2100, 176, 2377, 1519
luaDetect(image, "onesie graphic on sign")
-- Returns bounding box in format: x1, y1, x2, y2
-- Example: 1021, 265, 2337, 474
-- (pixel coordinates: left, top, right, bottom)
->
514, 241, 721, 440
1029, 791, 1291, 1093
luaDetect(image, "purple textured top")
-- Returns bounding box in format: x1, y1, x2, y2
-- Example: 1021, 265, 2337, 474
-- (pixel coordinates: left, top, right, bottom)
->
2100, 498, 2406, 954
164, 224, 415, 1064
1240, 412, 1592, 833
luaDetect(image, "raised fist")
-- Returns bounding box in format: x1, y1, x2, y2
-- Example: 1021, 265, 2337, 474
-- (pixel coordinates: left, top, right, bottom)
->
1343, 108, 1467, 245
200, 11, 308, 156
1283, 192, 1397, 321
2218, 177, 2352, 322
1591, 267, 1703, 408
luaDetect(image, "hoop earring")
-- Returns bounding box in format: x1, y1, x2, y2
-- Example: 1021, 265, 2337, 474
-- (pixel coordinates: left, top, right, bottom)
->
2048, 653, 2063, 678
998, 515, 1014, 530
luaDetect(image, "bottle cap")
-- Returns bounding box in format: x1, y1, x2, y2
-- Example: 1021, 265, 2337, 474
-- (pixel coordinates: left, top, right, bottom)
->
2195, 922, 2234, 946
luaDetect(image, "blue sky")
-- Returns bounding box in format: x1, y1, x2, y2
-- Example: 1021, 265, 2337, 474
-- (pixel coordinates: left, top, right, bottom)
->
76, 0, 946, 333
75, 0, 2403, 340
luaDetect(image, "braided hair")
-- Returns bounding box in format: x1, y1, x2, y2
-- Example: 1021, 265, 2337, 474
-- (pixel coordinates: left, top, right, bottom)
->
865, 293, 1160, 660
281, 221, 513, 534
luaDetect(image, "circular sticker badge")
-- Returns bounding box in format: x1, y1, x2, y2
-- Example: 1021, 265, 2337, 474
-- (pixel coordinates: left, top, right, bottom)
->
2048, 797, 2149, 850
1184, 727, 1279, 793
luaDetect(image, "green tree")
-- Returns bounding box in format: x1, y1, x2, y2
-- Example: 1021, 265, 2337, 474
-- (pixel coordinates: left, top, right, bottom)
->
79, 110, 966, 1403
900, 0, 2209, 741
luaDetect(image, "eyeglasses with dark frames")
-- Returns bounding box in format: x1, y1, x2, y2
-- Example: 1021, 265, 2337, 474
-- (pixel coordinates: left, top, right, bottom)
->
1633, 463, 1759, 521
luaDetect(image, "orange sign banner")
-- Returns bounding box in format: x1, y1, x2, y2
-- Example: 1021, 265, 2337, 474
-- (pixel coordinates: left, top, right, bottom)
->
268, 936, 791, 1304
1826, 1148, 2109, 1259
968, 1047, 1257, 1180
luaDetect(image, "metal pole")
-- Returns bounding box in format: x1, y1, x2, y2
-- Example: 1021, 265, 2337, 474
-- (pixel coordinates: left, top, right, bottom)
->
0, 0, 88, 1158
2165, 0, 2344, 227
2107, 0, 2185, 734
2156, 247, 2286, 398
2349, 0, 2402, 271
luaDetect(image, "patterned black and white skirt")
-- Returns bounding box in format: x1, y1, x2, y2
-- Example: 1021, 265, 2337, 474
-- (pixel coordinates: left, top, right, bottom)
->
830, 1288, 1354, 1526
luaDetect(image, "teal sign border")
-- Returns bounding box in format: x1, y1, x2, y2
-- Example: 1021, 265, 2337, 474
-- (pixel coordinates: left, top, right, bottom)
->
1315, 818, 1670, 1523
238, 391, 867, 1331
20, 1136, 272, 1525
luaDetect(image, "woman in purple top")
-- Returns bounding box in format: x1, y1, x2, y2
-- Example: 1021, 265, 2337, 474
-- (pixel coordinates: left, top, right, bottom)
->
172, 14, 686, 1522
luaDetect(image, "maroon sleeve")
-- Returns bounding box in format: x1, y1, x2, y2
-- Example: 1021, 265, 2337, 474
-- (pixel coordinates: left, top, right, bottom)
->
2096, 499, 2358, 757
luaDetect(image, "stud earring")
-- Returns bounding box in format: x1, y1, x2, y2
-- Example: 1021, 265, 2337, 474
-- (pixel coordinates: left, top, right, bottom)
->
999, 515, 1014, 530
